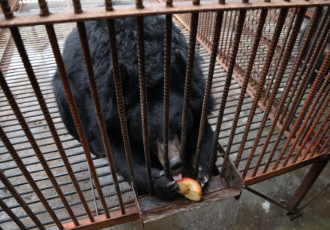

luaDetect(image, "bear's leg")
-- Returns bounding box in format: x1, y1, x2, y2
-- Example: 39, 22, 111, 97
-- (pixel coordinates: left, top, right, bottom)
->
108, 138, 179, 200
188, 121, 213, 188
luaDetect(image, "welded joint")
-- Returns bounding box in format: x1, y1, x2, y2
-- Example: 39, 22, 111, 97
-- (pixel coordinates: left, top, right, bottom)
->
132, 182, 144, 228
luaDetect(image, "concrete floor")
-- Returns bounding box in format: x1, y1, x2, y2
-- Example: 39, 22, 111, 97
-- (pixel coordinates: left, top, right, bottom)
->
104, 164, 330, 230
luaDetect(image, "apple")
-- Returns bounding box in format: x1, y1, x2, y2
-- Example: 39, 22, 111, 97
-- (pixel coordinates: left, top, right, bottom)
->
175, 177, 202, 201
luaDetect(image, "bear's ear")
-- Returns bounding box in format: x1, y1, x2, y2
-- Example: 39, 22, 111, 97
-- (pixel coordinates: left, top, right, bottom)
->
110, 62, 130, 92
172, 49, 187, 76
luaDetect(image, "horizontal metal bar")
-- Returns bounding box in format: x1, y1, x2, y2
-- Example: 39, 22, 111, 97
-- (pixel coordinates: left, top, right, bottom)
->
0, 1, 329, 28
51, 207, 139, 230
244, 154, 330, 186
25, 200, 135, 230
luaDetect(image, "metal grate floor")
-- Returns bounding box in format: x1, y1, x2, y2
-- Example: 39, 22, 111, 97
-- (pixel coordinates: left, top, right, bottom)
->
0, 2, 330, 230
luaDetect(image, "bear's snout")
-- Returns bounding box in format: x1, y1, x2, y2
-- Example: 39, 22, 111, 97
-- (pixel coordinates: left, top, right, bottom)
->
156, 135, 183, 174
169, 156, 183, 172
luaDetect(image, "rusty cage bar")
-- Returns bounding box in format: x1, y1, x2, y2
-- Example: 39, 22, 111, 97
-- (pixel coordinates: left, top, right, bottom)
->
0, 0, 330, 229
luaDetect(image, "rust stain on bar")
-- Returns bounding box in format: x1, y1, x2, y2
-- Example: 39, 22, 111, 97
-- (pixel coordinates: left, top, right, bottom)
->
263, 8, 297, 104
106, 18, 137, 191
45, 23, 111, 219
242, 7, 307, 179
222, 8, 268, 176
280, 7, 330, 125
235, 8, 288, 169
1, 14, 95, 222
0, 168, 45, 230
275, 38, 330, 169
196, 10, 224, 174
0, 66, 66, 228
0, 197, 26, 230
211, 9, 246, 176
136, 16, 153, 196
182, 12, 199, 173
37, 0, 50, 16
252, 7, 323, 176
265, 12, 330, 171
10, 21, 95, 223
76, 20, 126, 215
163, 14, 172, 178
296, 81, 330, 161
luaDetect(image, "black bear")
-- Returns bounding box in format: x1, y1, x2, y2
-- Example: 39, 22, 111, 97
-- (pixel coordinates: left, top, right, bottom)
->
52, 15, 215, 200
299, 9, 330, 85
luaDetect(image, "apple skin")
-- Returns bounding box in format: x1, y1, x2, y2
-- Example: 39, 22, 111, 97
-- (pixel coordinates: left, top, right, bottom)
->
175, 177, 202, 201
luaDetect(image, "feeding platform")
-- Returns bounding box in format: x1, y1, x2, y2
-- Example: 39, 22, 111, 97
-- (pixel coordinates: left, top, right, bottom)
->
134, 155, 243, 225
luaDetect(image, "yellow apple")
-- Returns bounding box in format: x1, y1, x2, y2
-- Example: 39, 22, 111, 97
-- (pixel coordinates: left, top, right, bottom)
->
175, 177, 202, 201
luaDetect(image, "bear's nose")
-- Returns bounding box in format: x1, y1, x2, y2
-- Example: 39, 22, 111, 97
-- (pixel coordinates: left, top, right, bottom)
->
169, 156, 183, 172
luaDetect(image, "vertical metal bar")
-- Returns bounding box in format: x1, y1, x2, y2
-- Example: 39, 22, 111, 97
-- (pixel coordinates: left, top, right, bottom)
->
316, 130, 330, 156
45, 24, 111, 219
194, 10, 224, 175
286, 160, 329, 212
76, 20, 125, 215
200, 12, 206, 41
296, 85, 330, 161
210, 9, 247, 177
221, 8, 268, 176
166, 0, 173, 7
72, 0, 82, 13
222, 11, 233, 62
106, 19, 137, 191
136, 16, 153, 196
105, 0, 113, 11
136, 0, 143, 9
252, 7, 323, 176
192, 0, 200, 5
235, 8, 288, 169
309, 85, 330, 157
204, 12, 211, 44
37, 0, 50, 16
263, 8, 297, 103
309, 121, 330, 157
9, 26, 81, 226
226, 10, 238, 66
7, 22, 94, 224
163, 14, 172, 178
180, 12, 199, 172
220, 11, 228, 57
0, 169, 44, 230
280, 7, 330, 124
209, 12, 215, 47
0, 0, 13, 18
285, 27, 330, 130
0, 198, 27, 230
0, 70, 67, 228
264, 18, 330, 172
242, 7, 307, 179
274, 40, 330, 170
0, 124, 62, 229
306, 107, 330, 158
299, 75, 330, 146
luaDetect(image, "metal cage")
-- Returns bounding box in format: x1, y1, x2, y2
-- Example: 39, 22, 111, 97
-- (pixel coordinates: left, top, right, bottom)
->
0, 0, 330, 229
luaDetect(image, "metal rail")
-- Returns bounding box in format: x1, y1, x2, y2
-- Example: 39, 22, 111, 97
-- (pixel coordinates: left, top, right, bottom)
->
0, 0, 330, 229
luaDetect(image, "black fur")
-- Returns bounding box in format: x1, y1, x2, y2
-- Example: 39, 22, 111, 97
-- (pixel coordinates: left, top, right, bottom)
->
52, 16, 214, 200
298, 9, 330, 85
